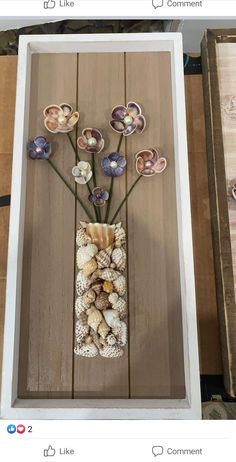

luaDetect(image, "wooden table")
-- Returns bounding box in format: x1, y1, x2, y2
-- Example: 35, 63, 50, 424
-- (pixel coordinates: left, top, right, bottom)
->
0, 56, 222, 398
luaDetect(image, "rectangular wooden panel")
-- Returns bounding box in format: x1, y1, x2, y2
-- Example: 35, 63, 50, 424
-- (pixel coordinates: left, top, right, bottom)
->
126, 52, 185, 398
185, 74, 222, 375
0, 56, 17, 154
18, 54, 77, 398
201, 29, 236, 396
74, 53, 129, 398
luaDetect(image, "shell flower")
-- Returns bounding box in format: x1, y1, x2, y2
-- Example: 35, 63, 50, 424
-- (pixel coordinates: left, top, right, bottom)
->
77, 128, 104, 154
28, 136, 52, 160
43, 103, 79, 134
72, 161, 93, 185
88, 187, 109, 207
110, 101, 146, 136
101, 152, 127, 177
136, 148, 167, 177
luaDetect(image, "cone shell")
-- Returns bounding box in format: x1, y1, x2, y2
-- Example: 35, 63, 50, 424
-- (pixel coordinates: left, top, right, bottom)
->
114, 223, 126, 247
77, 244, 98, 269
108, 292, 119, 305
96, 249, 111, 269
98, 268, 120, 282
95, 292, 110, 310
75, 318, 89, 344
112, 247, 126, 271
83, 289, 96, 305
87, 307, 103, 333
113, 298, 127, 319
103, 309, 121, 329
76, 226, 91, 247
90, 330, 103, 349
75, 296, 89, 316
106, 333, 117, 346
74, 343, 98, 358
76, 272, 91, 296
113, 275, 126, 296
98, 320, 110, 339
91, 280, 103, 295
83, 258, 98, 277
100, 345, 124, 358
85, 222, 115, 250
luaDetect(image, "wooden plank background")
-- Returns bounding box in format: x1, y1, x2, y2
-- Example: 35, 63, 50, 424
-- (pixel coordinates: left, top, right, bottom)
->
0, 54, 223, 400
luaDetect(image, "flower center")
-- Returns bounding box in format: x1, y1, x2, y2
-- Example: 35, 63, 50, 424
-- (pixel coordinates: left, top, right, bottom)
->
110, 161, 118, 169
58, 114, 67, 125
124, 115, 133, 126
88, 137, 97, 147
36, 147, 42, 154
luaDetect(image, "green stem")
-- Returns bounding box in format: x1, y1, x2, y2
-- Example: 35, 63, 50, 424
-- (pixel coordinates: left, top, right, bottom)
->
47, 158, 94, 223
91, 153, 101, 223
110, 175, 142, 224
117, 133, 123, 153
104, 134, 124, 224
67, 132, 99, 222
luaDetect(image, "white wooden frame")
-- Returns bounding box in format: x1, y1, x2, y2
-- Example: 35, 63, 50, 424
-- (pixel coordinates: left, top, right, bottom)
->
1, 33, 201, 419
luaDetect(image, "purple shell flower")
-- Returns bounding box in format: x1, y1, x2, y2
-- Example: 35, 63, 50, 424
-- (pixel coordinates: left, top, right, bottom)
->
101, 152, 127, 177
110, 101, 146, 136
88, 187, 109, 207
28, 136, 52, 160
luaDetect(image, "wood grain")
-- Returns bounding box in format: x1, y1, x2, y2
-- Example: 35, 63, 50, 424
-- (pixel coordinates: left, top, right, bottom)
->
185, 74, 222, 375
18, 54, 77, 397
74, 53, 129, 398
126, 52, 185, 398
0, 56, 17, 154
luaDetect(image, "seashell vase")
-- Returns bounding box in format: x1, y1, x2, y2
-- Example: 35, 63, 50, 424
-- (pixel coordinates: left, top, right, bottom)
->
74, 222, 128, 359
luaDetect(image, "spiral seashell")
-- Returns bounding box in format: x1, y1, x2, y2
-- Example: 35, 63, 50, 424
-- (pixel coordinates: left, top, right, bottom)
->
100, 344, 124, 358
96, 249, 111, 269
75, 296, 89, 316
90, 330, 103, 349
77, 243, 98, 269
91, 280, 103, 295
106, 333, 117, 346
76, 226, 91, 247
113, 275, 126, 296
75, 317, 89, 344
113, 298, 127, 319
87, 306, 103, 333
103, 309, 121, 329
98, 268, 120, 282
95, 292, 110, 310
76, 271, 91, 296
103, 281, 114, 294
83, 258, 98, 277
84, 222, 115, 250
98, 320, 110, 339
108, 292, 119, 305
74, 343, 98, 358
105, 245, 114, 256
83, 289, 96, 305
114, 223, 126, 247
112, 247, 126, 271
113, 321, 128, 347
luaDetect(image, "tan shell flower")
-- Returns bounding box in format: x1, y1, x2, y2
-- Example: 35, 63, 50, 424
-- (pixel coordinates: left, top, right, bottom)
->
77, 128, 104, 154
44, 103, 79, 134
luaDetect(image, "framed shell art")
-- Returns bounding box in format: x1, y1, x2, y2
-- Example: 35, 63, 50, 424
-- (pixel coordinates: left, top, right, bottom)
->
1, 33, 201, 419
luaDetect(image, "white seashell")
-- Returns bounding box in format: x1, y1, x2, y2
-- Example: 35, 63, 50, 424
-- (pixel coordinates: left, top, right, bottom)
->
113, 321, 128, 347
98, 320, 110, 339
113, 275, 126, 296
83, 258, 98, 277
112, 247, 126, 271
108, 292, 119, 305
85, 222, 115, 250
87, 307, 103, 333
76, 227, 91, 247
91, 280, 103, 295
103, 309, 121, 329
105, 245, 114, 256
96, 249, 111, 269
75, 296, 89, 316
75, 318, 89, 344
98, 268, 120, 282
76, 271, 91, 296
114, 223, 126, 247
77, 243, 98, 269
74, 343, 98, 358
113, 298, 127, 319
106, 333, 117, 346
100, 345, 124, 358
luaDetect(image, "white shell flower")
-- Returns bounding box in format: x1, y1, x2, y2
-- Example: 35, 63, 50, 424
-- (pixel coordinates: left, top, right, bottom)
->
72, 161, 93, 185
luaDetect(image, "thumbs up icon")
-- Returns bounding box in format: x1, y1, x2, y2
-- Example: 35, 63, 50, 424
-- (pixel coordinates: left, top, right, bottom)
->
43, 445, 56, 457
44, 0, 56, 8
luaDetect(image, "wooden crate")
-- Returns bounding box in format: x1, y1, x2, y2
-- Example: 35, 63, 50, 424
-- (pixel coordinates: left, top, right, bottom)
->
201, 29, 236, 397
1, 33, 200, 419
